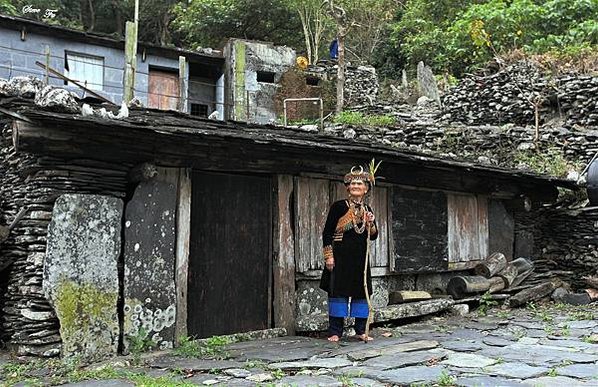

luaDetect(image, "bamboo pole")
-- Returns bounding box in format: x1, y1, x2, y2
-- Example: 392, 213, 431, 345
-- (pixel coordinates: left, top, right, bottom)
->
363, 222, 372, 342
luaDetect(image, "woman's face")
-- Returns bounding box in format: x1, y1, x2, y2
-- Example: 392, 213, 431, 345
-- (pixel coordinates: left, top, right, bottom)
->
347, 180, 368, 198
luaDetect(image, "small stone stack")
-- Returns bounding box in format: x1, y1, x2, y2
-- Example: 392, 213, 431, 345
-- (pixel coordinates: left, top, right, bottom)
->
557, 75, 598, 127
306, 62, 379, 106
441, 60, 598, 128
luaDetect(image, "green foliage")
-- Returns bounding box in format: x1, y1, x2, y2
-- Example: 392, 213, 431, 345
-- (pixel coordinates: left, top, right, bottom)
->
514, 148, 580, 178
384, 0, 598, 76
171, 0, 303, 49
478, 291, 498, 316
547, 368, 559, 377
437, 370, 455, 386
334, 111, 396, 126
174, 334, 234, 359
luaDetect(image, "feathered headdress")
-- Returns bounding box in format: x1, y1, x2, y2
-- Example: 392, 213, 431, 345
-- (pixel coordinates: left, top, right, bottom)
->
344, 158, 382, 188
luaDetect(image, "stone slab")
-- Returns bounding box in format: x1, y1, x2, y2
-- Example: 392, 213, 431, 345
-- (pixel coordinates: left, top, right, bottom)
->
484, 362, 549, 379
557, 364, 598, 379
269, 358, 352, 370
456, 376, 526, 387
483, 336, 515, 347
275, 375, 342, 386
441, 340, 485, 352
149, 356, 245, 371
522, 376, 589, 386
226, 336, 334, 362
351, 377, 385, 387
123, 168, 178, 351
441, 352, 498, 368
44, 194, 123, 362
375, 365, 447, 385
346, 339, 439, 361
363, 349, 446, 369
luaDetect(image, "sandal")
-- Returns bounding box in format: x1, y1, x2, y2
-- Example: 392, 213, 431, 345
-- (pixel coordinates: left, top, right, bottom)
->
327, 335, 340, 342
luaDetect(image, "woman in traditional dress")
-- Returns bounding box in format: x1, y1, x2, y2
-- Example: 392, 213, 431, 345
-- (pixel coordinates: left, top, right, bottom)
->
319, 166, 378, 342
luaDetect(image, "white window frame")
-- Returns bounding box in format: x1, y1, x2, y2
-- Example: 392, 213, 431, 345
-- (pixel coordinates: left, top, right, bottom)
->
64, 51, 104, 91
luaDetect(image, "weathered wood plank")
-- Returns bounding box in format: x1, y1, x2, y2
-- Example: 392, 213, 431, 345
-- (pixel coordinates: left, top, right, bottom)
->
273, 175, 296, 335
295, 177, 329, 272
175, 168, 191, 343
448, 194, 488, 263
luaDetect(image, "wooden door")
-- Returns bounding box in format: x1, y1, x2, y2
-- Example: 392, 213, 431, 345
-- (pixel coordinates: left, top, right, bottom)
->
148, 69, 179, 110
187, 171, 272, 338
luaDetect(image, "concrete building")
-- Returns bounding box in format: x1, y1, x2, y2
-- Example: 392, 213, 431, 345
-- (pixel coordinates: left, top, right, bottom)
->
0, 14, 225, 118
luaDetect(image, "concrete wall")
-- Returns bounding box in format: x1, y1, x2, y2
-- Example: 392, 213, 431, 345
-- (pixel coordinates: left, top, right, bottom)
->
224, 39, 295, 124
0, 26, 205, 110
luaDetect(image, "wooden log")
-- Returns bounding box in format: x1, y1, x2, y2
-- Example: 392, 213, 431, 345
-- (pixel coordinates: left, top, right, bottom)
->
498, 263, 518, 287
447, 276, 493, 299
508, 279, 562, 307
389, 290, 432, 304
511, 268, 534, 288
511, 257, 534, 274
488, 276, 506, 293
474, 252, 507, 278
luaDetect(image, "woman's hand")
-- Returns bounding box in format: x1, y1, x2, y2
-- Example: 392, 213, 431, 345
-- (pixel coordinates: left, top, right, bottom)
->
365, 211, 375, 224
325, 258, 335, 271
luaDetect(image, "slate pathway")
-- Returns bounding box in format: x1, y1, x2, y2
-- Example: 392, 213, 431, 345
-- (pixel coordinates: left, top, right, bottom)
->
3, 305, 597, 386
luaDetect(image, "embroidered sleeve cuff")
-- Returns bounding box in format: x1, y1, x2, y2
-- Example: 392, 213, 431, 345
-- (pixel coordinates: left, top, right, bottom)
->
323, 245, 334, 261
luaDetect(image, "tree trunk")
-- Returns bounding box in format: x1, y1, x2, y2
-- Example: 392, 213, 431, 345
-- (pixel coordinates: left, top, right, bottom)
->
474, 252, 507, 278
87, 0, 96, 31
298, 9, 313, 64
488, 276, 506, 293
336, 30, 346, 113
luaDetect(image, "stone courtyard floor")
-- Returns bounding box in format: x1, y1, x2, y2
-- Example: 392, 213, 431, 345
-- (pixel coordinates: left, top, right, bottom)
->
1, 303, 597, 386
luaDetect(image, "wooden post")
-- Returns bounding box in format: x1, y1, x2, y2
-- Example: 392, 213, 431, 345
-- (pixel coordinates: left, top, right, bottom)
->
273, 175, 296, 335
44, 45, 50, 85
123, 20, 138, 104
178, 56, 187, 113
175, 168, 191, 342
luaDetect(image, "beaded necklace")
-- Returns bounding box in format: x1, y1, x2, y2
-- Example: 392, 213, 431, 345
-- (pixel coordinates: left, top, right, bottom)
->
348, 198, 367, 234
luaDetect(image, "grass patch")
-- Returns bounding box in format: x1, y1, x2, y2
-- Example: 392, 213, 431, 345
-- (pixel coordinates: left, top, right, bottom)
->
514, 148, 581, 178
437, 370, 455, 386
174, 334, 234, 359
334, 111, 396, 127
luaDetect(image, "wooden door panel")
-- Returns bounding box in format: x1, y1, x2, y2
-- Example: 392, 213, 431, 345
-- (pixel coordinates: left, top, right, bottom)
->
148, 69, 179, 110
187, 171, 272, 337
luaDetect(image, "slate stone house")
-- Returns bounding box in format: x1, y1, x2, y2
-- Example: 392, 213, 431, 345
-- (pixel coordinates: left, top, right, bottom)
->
0, 91, 576, 360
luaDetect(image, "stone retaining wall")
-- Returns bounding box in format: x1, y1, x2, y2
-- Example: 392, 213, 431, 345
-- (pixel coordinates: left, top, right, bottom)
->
0, 119, 130, 356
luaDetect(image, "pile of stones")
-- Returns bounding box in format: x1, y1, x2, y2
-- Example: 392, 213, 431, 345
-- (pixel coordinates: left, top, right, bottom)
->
441, 60, 598, 128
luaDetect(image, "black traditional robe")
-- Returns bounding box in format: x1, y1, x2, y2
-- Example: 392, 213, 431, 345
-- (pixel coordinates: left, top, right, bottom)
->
319, 199, 378, 298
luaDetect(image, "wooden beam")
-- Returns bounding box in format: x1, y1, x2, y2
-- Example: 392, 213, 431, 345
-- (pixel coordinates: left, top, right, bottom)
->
273, 175, 296, 335
123, 20, 138, 104
174, 168, 191, 342
178, 56, 187, 113
35, 61, 115, 105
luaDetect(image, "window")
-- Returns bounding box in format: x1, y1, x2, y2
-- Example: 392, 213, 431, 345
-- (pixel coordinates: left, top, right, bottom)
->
256, 71, 275, 83
190, 103, 208, 117
64, 52, 104, 91
306, 77, 320, 86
